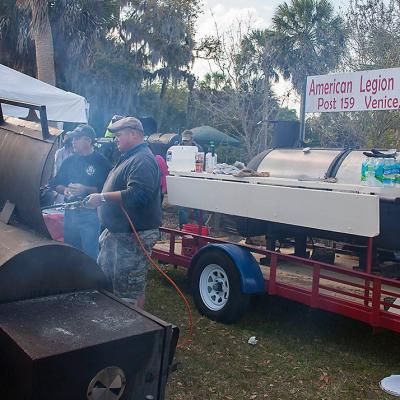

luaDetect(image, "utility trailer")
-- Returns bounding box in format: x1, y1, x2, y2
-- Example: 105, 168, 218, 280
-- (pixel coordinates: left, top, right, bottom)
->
153, 67, 400, 332
152, 168, 400, 332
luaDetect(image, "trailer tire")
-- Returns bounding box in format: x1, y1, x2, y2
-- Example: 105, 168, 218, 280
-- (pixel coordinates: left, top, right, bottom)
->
191, 251, 250, 323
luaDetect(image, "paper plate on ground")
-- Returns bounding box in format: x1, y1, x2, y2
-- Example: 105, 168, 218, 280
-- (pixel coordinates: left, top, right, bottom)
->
380, 375, 400, 397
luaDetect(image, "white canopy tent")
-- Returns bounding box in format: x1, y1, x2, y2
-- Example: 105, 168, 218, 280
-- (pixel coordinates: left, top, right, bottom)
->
0, 64, 88, 123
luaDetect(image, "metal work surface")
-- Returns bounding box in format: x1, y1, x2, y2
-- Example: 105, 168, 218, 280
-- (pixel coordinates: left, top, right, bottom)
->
0, 290, 162, 358
171, 171, 400, 199
0, 119, 57, 236
167, 175, 380, 236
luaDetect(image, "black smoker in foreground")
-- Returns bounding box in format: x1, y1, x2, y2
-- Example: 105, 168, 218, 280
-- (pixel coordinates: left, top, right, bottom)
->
0, 98, 178, 400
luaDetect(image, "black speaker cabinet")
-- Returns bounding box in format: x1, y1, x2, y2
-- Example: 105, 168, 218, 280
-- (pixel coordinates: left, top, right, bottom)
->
0, 290, 178, 400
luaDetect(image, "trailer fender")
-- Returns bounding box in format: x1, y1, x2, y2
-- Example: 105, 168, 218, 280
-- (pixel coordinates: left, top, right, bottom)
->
190, 244, 265, 294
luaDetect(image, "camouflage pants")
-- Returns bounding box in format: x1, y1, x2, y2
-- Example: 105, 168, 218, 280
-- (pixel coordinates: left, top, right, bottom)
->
98, 228, 159, 301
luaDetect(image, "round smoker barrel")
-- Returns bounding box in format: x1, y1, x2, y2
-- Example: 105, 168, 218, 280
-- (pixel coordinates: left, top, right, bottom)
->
0, 222, 108, 303
0, 118, 108, 301
147, 132, 180, 146
0, 121, 56, 237
249, 148, 343, 180
244, 148, 400, 251
147, 133, 180, 157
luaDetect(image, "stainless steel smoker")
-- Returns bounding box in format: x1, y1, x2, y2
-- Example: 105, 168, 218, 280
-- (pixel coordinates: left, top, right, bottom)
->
244, 148, 400, 257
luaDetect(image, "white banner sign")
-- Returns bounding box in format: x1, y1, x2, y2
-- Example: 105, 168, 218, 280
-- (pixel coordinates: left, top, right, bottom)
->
305, 67, 400, 113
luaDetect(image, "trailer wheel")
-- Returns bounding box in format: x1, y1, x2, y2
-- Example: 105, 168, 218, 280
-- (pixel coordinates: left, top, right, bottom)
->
191, 251, 250, 323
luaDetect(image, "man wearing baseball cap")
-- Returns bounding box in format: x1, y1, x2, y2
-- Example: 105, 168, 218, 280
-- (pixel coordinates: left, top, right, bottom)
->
104, 114, 124, 138
51, 124, 111, 259
181, 129, 203, 152
86, 117, 161, 308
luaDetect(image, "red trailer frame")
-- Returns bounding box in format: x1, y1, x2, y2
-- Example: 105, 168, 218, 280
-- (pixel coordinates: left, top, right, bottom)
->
153, 227, 400, 334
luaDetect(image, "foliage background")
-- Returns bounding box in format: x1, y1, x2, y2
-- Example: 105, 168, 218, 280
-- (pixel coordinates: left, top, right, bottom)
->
1, 0, 400, 160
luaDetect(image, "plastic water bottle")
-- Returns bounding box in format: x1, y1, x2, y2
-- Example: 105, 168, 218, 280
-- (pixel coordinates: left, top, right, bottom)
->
383, 158, 396, 187
366, 157, 376, 186
391, 158, 397, 187
396, 157, 400, 188
374, 158, 384, 186
361, 157, 368, 185
205, 141, 217, 173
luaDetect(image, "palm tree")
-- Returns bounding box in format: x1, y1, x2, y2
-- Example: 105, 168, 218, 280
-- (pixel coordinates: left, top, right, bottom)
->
239, 29, 282, 148
14, 0, 119, 85
116, 0, 199, 129
0, 0, 35, 76
16, 0, 55, 84
272, 0, 347, 93
119, 0, 199, 99
272, 0, 347, 138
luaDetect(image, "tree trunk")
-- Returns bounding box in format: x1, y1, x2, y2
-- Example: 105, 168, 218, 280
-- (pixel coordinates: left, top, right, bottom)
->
156, 75, 169, 131
160, 75, 168, 100
33, 12, 56, 86
186, 75, 195, 127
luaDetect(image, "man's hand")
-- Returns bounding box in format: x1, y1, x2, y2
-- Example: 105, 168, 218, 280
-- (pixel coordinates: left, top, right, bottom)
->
85, 193, 103, 208
68, 183, 87, 196
63, 187, 72, 198
85, 190, 121, 207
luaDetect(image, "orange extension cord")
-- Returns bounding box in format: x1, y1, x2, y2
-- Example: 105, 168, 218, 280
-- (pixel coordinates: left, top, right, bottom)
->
120, 204, 193, 348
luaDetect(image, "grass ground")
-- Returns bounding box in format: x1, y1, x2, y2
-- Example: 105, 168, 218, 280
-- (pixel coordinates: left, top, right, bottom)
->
145, 266, 400, 400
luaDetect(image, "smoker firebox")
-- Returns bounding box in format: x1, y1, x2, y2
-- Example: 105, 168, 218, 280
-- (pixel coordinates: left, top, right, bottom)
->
0, 290, 178, 400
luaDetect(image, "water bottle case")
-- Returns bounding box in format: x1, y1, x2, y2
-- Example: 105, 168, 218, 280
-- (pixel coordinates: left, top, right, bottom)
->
361, 151, 399, 187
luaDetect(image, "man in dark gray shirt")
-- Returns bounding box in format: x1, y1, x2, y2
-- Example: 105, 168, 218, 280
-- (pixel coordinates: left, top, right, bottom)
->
86, 117, 161, 307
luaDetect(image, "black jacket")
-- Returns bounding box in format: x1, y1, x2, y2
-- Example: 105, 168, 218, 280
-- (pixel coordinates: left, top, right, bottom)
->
99, 143, 161, 232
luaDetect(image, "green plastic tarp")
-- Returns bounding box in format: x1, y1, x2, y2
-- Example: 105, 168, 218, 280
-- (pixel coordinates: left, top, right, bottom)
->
191, 125, 240, 147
